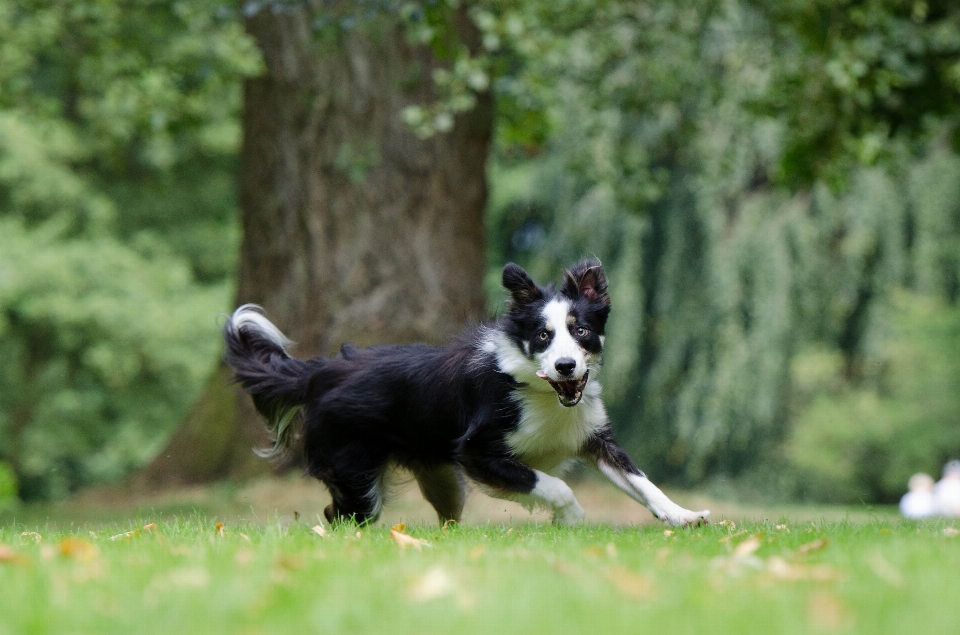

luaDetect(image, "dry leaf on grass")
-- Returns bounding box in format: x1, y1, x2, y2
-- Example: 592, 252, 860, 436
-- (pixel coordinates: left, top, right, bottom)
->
607, 566, 655, 600
797, 538, 830, 555
719, 530, 747, 544
408, 566, 455, 602
20, 532, 42, 544
766, 556, 843, 582
943, 527, 958, 538
59, 538, 99, 562
0, 544, 27, 565
311, 525, 328, 538
717, 520, 736, 529
110, 523, 159, 542
808, 591, 855, 632
390, 524, 430, 551
215, 522, 225, 537
866, 551, 904, 587
663, 529, 674, 538
733, 536, 763, 558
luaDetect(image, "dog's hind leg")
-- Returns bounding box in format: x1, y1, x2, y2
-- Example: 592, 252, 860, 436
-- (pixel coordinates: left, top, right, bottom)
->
583, 428, 710, 527
309, 445, 388, 526
412, 463, 466, 525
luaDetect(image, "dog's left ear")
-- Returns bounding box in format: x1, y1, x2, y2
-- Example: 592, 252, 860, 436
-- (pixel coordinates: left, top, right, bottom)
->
562, 259, 609, 307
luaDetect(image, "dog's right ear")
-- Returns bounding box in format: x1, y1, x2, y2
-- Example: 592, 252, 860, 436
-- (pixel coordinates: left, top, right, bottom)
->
502, 263, 542, 305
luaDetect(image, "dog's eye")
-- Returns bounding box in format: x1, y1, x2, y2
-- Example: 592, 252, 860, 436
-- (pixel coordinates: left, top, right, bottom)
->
575, 327, 587, 337
537, 330, 549, 341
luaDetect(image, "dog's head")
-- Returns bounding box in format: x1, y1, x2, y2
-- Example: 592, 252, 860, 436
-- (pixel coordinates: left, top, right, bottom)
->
499, 259, 610, 407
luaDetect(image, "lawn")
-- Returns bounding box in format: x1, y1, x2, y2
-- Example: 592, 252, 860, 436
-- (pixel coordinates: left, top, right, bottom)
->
1, 479, 958, 635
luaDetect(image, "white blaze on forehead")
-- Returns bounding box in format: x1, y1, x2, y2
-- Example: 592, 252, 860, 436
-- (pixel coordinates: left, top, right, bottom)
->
539, 298, 587, 379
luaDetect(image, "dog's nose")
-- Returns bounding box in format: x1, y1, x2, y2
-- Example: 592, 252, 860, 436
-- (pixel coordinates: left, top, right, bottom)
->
554, 358, 576, 376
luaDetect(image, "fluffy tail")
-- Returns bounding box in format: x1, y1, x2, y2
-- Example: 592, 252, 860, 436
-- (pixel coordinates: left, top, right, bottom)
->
222, 304, 308, 458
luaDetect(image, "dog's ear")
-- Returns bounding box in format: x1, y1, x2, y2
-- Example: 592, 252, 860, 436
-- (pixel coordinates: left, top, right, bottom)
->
502, 263, 542, 305
561, 259, 609, 307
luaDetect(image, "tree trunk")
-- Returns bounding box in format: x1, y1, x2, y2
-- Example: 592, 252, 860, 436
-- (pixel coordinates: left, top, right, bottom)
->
135, 3, 492, 489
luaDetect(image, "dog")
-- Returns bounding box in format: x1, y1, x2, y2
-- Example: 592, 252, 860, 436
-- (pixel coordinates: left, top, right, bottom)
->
222, 259, 710, 527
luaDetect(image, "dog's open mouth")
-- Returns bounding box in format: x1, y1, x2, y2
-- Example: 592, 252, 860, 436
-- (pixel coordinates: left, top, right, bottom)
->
536, 370, 589, 407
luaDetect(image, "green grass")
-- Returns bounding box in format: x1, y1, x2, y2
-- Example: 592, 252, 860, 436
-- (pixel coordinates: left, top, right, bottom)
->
2, 513, 958, 635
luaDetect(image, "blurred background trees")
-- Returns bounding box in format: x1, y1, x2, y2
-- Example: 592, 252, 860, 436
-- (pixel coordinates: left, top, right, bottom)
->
2, 0, 959, 507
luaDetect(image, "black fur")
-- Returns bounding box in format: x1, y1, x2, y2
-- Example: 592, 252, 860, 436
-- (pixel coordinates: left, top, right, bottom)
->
222, 260, 681, 526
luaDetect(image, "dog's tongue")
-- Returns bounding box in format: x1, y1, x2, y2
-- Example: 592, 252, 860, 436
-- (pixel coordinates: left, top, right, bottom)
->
536, 370, 588, 406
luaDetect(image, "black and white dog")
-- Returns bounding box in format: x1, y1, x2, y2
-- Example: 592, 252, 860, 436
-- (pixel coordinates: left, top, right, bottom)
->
222, 259, 710, 527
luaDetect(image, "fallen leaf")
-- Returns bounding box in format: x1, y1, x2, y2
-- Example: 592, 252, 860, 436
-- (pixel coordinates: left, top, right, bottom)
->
0, 544, 27, 565
719, 530, 748, 544
767, 556, 843, 582
408, 566, 454, 602
238, 532, 251, 542
166, 567, 211, 588
798, 538, 830, 555
655, 547, 672, 564
20, 532, 42, 544
733, 537, 762, 558
775, 524, 790, 533
607, 566, 655, 600
110, 523, 160, 542
215, 522, 225, 537
275, 554, 303, 571
663, 529, 674, 538
866, 551, 904, 587
235, 548, 255, 566
808, 591, 854, 631
311, 525, 327, 538
390, 526, 430, 551
59, 538, 99, 562
717, 520, 736, 529
943, 527, 958, 538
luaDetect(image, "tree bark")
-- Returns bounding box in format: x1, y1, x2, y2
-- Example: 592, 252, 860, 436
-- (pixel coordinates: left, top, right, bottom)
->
135, 3, 492, 489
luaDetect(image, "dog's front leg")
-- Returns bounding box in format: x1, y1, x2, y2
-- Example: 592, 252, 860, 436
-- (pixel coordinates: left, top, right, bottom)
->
584, 430, 710, 527
525, 469, 585, 525
459, 449, 584, 526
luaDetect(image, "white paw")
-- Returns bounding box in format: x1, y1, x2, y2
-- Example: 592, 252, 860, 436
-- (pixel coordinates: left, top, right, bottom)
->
662, 508, 710, 528
553, 501, 586, 526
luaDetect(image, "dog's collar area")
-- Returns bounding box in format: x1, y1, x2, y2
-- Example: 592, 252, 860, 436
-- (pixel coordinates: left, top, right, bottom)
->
536, 369, 589, 407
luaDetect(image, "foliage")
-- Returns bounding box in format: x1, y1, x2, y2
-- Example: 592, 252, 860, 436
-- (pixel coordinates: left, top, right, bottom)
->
482, 0, 960, 500
786, 292, 960, 503
0, 0, 261, 499
2, 0, 960, 504
0, 218, 226, 499
1, 512, 958, 635
0, 461, 16, 512
754, 0, 960, 187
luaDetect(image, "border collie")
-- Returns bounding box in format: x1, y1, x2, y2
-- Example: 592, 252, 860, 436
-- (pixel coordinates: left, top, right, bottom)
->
222, 259, 710, 527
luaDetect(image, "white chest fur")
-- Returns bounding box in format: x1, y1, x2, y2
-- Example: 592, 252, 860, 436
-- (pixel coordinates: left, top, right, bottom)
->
506, 381, 608, 472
